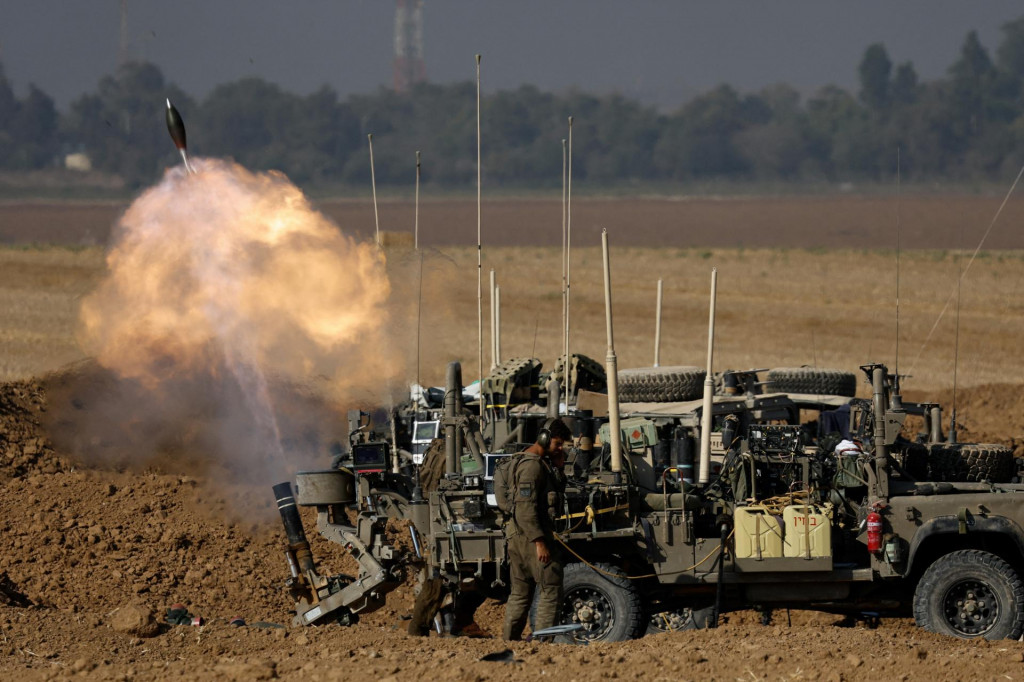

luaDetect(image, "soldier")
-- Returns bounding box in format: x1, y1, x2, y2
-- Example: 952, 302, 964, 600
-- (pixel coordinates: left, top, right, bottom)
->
502, 418, 572, 641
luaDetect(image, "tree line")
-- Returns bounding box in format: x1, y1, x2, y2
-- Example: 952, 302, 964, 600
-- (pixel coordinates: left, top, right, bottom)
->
4, 19, 1024, 189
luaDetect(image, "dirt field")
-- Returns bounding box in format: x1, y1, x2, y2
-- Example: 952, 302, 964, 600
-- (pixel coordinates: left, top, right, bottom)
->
4, 194, 1024, 250
1, 196, 1024, 680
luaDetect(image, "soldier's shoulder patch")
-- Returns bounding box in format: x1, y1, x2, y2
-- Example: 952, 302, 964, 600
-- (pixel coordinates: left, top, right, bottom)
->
518, 483, 533, 498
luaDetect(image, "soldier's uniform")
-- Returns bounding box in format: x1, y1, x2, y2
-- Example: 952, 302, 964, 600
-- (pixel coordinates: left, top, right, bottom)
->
502, 452, 565, 641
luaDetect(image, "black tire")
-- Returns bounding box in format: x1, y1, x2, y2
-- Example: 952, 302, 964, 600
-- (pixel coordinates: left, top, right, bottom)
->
618, 366, 705, 403
913, 550, 1024, 640
896, 442, 929, 481
557, 563, 645, 642
926, 444, 1015, 483
766, 367, 857, 397
647, 604, 715, 634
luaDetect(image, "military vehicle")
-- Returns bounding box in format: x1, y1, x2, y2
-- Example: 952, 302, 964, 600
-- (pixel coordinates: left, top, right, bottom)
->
274, 235, 1021, 642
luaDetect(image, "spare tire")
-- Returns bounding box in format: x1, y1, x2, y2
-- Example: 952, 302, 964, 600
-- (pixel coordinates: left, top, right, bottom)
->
926, 443, 1016, 483
766, 367, 857, 397
618, 366, 705, 403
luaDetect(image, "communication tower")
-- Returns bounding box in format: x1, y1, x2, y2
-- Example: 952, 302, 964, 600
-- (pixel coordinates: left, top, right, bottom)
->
394, 0, 426, 93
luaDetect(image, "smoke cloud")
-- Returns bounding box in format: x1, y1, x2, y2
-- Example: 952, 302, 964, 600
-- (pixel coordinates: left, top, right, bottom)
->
60, 159, 403, 484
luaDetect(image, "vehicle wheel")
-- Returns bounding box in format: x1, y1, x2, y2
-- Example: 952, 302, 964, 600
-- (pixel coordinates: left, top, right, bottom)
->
913, 550, 1024, 640
926, 444, 1015, 483
558, 563, 645, 642
765, 367, 857, 397
896, 443, 929, 480
618, 366, 705, 403
647, 604, 714, 634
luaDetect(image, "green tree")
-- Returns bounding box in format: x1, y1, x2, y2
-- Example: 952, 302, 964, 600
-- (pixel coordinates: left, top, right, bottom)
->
65, 62, 194, 185
890, 62, 919, 107
947, 31, 997, 142
8, 85, 58, 168
654, 85, 752, 179
858, 43, 892, 113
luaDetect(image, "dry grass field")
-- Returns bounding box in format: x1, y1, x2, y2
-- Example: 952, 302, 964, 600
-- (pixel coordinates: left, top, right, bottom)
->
2, 193, 1024, 393
2, 227, 1022, 396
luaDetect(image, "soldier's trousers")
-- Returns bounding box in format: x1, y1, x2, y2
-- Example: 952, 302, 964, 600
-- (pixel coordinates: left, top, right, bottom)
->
503, 532, 563, 640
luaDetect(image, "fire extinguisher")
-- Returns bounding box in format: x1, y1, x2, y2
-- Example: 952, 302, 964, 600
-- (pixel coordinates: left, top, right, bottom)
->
866, 510, 883, 553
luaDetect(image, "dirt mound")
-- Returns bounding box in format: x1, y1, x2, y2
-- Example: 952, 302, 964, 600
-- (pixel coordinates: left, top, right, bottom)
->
905, 383, 1024, 457
0, 379, 68, 481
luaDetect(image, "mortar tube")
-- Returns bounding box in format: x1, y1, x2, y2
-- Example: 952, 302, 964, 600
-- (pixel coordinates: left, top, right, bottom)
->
870, 366, 890, 501
929, 405, 943, 443
444, 362, 461, 475
390, 407, 401, 474
460, 422, 485, 471
499, 423, 524, 450
547, 379, 561, 420
698, 269, 718, 485
453, 364, 466, 470
273, 482, 315, 574
601, 229, 623, 480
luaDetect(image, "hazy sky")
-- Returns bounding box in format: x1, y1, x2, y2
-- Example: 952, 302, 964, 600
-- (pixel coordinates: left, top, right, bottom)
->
2, 1, 1023, 111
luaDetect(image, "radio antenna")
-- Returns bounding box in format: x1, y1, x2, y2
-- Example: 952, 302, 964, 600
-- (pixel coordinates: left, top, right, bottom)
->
950, 226, 965, 443
415, 150, 421, 250
490, 269, 497, 371
564, 116, 574, 412
561, 137, 567, 386
415, 151, 423, 393
475, 54, 484, 420
908, 162, 1024, 375
654, 279, 663, 367
894, 147, 901, 393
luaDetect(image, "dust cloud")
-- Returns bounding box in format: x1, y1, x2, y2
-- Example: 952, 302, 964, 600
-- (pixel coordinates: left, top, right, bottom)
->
58, 159, 403, 485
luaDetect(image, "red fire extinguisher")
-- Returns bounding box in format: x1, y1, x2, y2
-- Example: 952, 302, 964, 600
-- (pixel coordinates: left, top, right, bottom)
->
866, 510, 883, 553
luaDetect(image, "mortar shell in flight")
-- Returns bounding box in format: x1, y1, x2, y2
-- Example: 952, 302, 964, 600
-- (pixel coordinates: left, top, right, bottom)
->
165, 98, 187, 151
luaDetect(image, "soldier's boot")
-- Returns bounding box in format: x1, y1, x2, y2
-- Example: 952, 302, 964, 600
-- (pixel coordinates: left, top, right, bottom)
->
408, 577, 444, 636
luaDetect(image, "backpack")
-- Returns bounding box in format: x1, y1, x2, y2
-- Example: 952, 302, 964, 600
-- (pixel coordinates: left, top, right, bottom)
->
492, 453, 523, 514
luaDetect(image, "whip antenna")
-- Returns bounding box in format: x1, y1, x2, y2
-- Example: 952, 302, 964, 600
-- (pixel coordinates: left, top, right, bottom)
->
415, 150, 421, 250
895, 146, 901, 392
950, 224, 966, 443
490, 269, 497, 371
368, 133, 380, 246
564, 116, 574, 412
415, 151, 423, 393
654, 279, 663, 367
561, 137, 567, 393
495, 285, 502, 365
908, 162, 1024, 375
475, 54, 484, 420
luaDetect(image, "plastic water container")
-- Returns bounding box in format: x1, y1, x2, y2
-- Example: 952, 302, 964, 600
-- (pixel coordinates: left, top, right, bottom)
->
782, 505, 832, 558
733, 506, 784, 559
